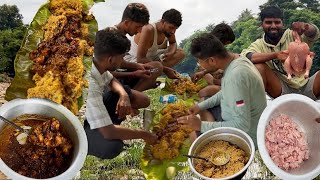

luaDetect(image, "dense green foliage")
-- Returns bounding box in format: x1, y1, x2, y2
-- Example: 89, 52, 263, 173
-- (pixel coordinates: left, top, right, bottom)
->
176, 0, 320, 76
228, 10, 262, 54
0, 4, 23, 30
0, 4, 26, 75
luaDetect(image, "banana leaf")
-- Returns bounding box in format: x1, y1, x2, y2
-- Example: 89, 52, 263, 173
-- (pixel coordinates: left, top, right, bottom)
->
141, 142, 190, 180
140, 100, 195, 180
5, 0, 104, 110
161, 77, 207, 101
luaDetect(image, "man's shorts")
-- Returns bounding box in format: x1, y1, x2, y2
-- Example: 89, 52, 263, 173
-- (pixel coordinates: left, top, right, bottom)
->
84, 120, 124, 159
279, 72, 319, 100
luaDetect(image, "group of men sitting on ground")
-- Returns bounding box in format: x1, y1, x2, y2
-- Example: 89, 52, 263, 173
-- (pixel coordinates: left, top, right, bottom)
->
84, 4, 320, 159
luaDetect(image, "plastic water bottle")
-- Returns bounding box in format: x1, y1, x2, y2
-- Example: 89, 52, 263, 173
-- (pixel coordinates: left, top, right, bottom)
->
159, 94, 177, 104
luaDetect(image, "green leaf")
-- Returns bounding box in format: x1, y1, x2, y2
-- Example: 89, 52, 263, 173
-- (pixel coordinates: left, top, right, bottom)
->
5, 0, 98, 111
30, 4, 50, 29
140, 142, 190, 180
140, 94, 198, 179
5, 4, 51, 101
82, 0, 105, 13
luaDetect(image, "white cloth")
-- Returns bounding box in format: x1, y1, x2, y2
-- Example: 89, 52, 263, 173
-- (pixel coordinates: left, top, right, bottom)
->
85, 62, 114, 129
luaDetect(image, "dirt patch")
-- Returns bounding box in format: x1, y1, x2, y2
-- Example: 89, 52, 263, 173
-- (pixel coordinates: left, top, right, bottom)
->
0, 83, 10, 107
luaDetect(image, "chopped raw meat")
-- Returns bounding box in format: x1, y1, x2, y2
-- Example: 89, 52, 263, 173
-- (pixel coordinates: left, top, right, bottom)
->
265, 114, 309, 170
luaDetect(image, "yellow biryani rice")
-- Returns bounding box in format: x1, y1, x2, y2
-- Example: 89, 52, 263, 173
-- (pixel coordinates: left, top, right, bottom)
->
194, 140, 249, 178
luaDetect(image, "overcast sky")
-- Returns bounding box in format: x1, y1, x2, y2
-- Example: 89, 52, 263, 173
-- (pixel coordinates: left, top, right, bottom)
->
1, 0, 267, 43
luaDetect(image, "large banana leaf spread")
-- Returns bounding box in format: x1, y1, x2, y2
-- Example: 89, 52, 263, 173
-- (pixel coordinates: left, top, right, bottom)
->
5, 0, 103, 114
141, 78, 207, 180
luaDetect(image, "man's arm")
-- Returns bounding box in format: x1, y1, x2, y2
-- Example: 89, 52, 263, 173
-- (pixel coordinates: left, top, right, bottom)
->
111, 70, 151, 80
241, 40, 287, 64
136, 25, 153, 64
200, 73, 251, 133
165, 34, 177, 56
108, 78, 131, 119
120, 61, 144, 70
198, 91, 222, 110
98, 124, 156, 144
249, 51, 288, 64
111, 61, 143, 79
109, 78, 127, 96
111, 71, 136, 78
99, 77, 157, 144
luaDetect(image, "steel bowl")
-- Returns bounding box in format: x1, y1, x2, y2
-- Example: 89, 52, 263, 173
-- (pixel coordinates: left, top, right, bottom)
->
188, 127, 255, 180
257, 94, 320, 180
0, 98, 88, 180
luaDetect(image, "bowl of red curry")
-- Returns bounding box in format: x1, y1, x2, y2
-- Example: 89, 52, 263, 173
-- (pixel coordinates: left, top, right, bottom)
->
257, 93, 320, 180
0, 98, 88, 179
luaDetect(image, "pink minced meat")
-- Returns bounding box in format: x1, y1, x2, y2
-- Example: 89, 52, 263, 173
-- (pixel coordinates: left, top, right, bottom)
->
265, 114, 309, 170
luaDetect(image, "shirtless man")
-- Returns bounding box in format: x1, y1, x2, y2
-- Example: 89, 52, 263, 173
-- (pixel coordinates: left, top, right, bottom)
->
125, 9, 185, 87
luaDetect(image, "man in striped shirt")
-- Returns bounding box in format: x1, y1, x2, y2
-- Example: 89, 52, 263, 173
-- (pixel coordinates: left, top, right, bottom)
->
84, 29, 157, 160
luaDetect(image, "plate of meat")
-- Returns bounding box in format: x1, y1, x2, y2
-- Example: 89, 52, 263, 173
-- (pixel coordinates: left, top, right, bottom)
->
257, 94, 320, 180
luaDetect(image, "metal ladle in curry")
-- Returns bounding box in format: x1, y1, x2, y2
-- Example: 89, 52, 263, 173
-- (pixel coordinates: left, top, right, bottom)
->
0, 115, 31, 144
0, 115, 30, 134
184, 151, 231, 166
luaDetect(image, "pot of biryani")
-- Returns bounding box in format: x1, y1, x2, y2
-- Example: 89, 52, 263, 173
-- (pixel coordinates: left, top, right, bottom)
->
0, 98, 88, 180
257, 94, 320, 180
188, 127, 255, 180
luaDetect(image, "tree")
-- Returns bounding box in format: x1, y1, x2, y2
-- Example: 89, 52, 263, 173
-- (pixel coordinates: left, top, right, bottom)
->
0, 4, 26, 75
175, 29, 208, 74
299, 0, 320, 13
205, 23, 216, 32
0, 4, 23, 30
259, 0, 300, 11
237, 9, 254, 22
228, 10, 262, 53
